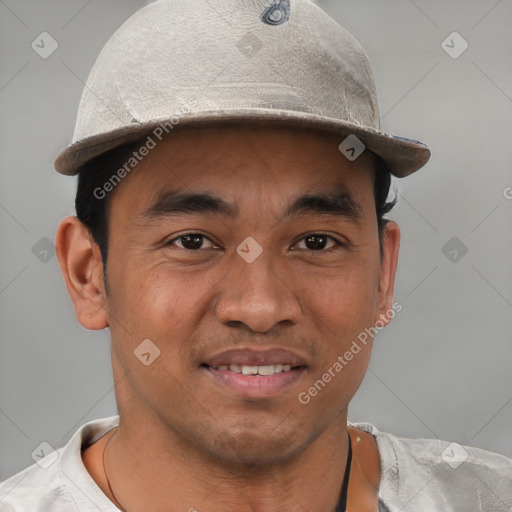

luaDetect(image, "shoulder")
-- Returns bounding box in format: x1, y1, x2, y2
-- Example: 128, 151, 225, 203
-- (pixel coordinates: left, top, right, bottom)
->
352, 422, 512, 511
0, 416, 119, 511
0, 447, 72, 510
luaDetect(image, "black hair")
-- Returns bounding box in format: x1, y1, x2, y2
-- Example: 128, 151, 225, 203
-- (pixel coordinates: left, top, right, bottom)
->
75, 140, 397, 278
75, 140, 144, 271
373, 156, 398, 249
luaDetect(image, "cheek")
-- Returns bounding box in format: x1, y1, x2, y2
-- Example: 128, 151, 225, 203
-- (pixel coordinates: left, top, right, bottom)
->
104, 266, 209, 405
305, 255, 381, 335
298, 265, 378, 414
108, 265, 209, 338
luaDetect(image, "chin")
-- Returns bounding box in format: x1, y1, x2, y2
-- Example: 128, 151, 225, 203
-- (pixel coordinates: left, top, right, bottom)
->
195, 419, 312, 469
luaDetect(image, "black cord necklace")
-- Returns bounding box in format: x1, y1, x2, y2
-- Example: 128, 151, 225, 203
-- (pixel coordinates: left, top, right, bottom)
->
335, 430, 353, 512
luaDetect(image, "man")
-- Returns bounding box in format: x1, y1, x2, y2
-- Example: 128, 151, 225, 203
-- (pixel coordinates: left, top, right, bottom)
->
1, 0, 511, 510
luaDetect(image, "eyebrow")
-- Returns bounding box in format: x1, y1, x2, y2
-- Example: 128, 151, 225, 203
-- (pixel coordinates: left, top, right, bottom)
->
139, 187, 364, 223
140, 190, 238, 219
286, 189, 364, 221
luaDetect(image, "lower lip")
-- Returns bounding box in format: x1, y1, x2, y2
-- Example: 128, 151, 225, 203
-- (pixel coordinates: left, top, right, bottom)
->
203, 366, 307, 399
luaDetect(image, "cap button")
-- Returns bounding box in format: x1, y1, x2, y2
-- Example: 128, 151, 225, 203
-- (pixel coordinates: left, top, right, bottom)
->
260, 0, 290, 26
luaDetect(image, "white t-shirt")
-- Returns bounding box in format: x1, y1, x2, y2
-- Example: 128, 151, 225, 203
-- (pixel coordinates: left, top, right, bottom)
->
1, 416, 511, 511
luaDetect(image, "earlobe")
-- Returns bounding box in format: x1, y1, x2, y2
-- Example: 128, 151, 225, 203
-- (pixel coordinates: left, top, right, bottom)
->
55, 216, 109, 330
376, 221, 400, 326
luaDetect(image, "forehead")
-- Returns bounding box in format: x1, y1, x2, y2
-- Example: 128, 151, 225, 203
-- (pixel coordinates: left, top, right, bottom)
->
110, 125, 377, 213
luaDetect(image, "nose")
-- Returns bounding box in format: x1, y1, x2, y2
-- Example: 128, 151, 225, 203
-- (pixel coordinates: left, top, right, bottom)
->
214, 252, 302, 333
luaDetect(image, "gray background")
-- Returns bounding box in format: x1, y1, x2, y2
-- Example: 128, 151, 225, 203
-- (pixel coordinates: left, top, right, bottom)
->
1, 0, 511, 481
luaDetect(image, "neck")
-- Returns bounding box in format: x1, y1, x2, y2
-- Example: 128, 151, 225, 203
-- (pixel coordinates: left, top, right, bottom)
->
102, 413, 352, 512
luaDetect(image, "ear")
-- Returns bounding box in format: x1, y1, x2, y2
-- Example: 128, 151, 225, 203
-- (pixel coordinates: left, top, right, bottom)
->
375, 221, 400, 326
55, 216, 109, 330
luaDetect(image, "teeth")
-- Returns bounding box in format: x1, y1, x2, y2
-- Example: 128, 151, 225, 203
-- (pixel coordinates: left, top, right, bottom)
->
257, 365, 275, 376
213, 364, 295, 375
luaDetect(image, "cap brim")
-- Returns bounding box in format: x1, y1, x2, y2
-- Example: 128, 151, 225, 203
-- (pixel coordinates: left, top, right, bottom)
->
54, 109, 430, 178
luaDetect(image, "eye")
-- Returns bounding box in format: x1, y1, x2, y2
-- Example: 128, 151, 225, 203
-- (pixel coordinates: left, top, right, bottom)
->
168, 233, 218, 251
293, 234, 339, 251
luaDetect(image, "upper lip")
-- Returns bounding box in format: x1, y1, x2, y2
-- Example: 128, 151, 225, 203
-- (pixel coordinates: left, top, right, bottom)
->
202, 348, 308, 368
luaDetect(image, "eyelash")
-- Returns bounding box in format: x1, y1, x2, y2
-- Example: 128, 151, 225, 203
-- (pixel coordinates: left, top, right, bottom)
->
166, 232, 344, 252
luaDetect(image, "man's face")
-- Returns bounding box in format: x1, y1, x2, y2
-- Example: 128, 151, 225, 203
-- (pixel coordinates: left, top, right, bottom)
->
97, 125, 397, 465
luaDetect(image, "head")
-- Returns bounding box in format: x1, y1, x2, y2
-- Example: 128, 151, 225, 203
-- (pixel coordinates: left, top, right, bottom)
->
54, 0, 429, 472
56, 124, 400, 466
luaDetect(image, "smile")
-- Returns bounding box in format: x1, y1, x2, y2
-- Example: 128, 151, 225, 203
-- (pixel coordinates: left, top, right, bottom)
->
202, 364, 307, 399
209, 364, 293, 375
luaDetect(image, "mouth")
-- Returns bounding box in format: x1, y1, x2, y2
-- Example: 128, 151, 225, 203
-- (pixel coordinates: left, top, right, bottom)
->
200, 348, 308, 399
203, 363, 297, 375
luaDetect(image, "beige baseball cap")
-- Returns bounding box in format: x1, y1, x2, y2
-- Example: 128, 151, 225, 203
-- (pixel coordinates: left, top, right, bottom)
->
54, 0, 430, 177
